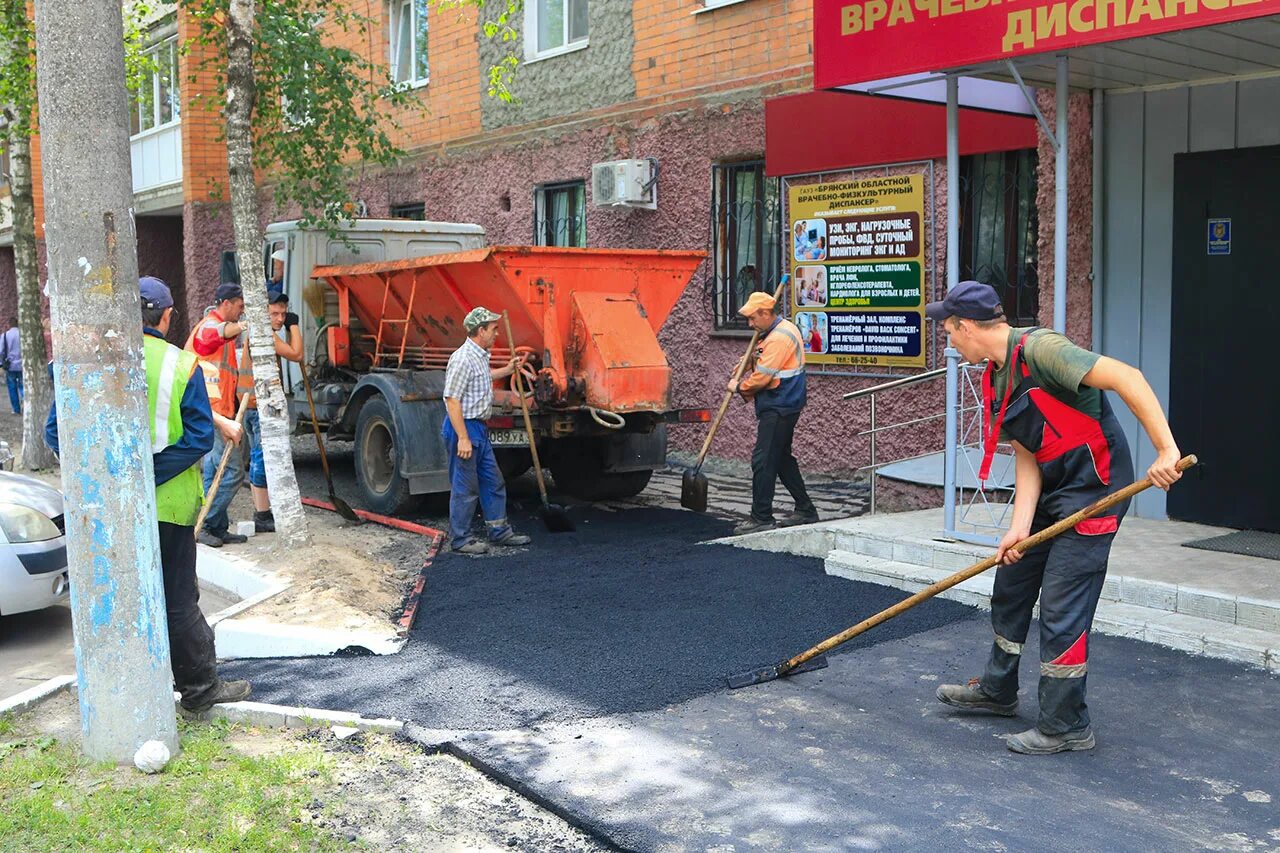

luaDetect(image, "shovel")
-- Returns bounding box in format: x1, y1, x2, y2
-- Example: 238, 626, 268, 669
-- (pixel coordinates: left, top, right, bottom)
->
727, 455, 1199, 688
502, 312, 574, 533
298, 356, 362, 524
681, 275, 790, 513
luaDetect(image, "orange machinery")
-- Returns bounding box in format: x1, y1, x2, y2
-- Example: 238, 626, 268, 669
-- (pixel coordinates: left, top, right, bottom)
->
307, 246, 710, 513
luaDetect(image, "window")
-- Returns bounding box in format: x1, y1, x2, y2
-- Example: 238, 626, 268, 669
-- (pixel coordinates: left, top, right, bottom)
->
527, 0, 588, 59
960, 149, 1039, 326
534, 182, 586, 247
129, 36, 179, 136
389, 202, 426, 220
390, 0, 429, 86
710, 161, 782, 331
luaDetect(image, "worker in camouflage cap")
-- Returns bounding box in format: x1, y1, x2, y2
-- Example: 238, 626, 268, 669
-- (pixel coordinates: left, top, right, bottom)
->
463, 307, 502, 334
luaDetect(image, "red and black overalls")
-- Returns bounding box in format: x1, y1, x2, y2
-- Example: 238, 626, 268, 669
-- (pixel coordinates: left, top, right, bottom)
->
977, 330, 1134, 735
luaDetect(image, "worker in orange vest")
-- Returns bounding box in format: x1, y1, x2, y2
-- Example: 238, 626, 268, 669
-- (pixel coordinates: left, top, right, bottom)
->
729, 291, 819, 535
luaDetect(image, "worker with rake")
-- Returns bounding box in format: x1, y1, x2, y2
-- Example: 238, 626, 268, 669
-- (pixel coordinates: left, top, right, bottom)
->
928, 281, 1182, 755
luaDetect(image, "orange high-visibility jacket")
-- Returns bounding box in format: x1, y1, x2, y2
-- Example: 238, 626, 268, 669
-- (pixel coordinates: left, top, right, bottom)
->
738, 317, 807, 416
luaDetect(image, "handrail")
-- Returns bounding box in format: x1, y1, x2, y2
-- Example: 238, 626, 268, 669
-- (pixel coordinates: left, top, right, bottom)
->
842, 366, 949, 400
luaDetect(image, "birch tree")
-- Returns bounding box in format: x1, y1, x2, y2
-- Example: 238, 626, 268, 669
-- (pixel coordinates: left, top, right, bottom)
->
0, 1, 54, 471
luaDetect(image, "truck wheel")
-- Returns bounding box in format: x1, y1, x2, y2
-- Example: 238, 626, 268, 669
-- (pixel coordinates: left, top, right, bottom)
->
354, 395, 415, 516
551, 466, 653, 501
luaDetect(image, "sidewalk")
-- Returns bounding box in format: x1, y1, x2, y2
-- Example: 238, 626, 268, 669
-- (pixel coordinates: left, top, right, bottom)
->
724, 509, 1280, 671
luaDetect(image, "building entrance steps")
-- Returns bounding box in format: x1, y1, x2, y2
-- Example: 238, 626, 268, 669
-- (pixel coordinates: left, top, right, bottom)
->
719, 509, 1280, 673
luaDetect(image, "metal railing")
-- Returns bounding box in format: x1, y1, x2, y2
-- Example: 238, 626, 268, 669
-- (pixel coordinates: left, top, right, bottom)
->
844, 354, 1015, 545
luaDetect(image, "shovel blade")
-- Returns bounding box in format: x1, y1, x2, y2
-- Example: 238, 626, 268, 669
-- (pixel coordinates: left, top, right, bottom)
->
680, 469, 708, 513
331, 493, 364, 525
541, 503, 576, 533
726, 655, 829, 689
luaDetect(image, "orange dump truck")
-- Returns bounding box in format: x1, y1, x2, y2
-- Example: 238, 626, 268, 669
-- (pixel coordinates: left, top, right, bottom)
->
300, 241, 709, 514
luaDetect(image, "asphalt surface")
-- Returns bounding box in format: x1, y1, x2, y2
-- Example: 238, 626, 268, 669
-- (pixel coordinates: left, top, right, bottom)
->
225, 505, 975, 730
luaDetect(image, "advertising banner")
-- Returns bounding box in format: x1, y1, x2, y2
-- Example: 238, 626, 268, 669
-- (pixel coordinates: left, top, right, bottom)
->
789, 174, 926, 368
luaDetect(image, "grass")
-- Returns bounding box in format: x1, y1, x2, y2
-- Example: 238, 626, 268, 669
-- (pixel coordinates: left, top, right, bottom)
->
0, 715, 343, 851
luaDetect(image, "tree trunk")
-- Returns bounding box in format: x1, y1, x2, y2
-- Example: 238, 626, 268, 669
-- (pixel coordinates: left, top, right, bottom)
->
224, 0, 306, 544
32, 0, 178, 763
7, 126, 55, 470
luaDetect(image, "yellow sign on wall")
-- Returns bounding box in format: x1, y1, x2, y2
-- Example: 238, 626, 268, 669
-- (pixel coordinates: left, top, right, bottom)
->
788, 174, 926, 368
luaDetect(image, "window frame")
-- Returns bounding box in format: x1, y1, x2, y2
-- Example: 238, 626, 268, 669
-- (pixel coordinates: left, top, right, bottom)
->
129, 35, 180, 139
524, 0, 589, 62
709, 160, 782, 333
389, 201, 427, 220
389, 0, 430, 87
533, 181, 587, 248
959, 148, 1040, 327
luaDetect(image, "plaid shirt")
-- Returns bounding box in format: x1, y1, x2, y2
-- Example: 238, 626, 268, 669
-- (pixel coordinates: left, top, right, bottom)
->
444, 338, 494, 420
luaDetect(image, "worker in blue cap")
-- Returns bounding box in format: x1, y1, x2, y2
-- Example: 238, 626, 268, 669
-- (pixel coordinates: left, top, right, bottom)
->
45, 276, 252, 713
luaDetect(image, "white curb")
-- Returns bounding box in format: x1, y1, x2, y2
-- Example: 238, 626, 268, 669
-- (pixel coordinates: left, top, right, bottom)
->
0, 674, 76, 717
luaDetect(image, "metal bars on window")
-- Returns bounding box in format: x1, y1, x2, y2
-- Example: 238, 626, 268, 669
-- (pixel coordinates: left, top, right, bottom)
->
960, 149, 1039, 326
534, 181, 586, 247
709, 161, 782, 331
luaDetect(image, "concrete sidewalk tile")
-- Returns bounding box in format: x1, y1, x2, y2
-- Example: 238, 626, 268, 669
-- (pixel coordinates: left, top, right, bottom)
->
1236, 598, 1280, 633
1176, 587, 1238, 624
1142, 613, 1207, 656
932, 548, 978, 572
1200, 627, 1271, 668
892, 540, 936, 567
849, 535, 894, 560
1092, 604, 1148, 640
1119, 577, 1179, 612
1101, 576, 1122, 601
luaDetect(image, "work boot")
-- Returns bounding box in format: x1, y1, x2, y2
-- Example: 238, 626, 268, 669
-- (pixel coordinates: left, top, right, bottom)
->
254, 510, 276, 533
219, 530, 248, 545
197, 529, 224, 548
1007, 726, 1096, 755
452, 540, 489, 556
935, 679, 1018, 716
733, 518, 776, 535
491, 530, 531, 547
180, 679, 253, 714
779, 509, 820, 528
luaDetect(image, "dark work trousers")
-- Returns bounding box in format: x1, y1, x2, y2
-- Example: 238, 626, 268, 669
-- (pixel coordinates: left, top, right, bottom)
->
750, 410, 816, 523
157, 521, 220, 703
979, 521, 1116, 735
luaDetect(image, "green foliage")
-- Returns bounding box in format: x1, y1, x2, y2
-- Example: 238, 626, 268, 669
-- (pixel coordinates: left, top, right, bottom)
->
0, 0, 35, 136
122, 3, 163, 105
459, 0, 523, 102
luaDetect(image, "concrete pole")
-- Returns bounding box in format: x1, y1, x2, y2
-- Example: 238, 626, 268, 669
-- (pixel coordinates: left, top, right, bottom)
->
33, 0, 178, 761
1054, 55, 1069, 333
943, 75, 960, 535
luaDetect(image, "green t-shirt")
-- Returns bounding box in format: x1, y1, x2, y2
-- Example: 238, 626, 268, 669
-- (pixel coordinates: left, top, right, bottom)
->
991, 327, 1103, 437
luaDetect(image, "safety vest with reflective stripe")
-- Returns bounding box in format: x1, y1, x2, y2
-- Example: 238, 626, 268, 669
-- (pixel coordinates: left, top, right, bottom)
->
752, 317, 807, 417
185, 312, 253, 418
144, 335, 205, 526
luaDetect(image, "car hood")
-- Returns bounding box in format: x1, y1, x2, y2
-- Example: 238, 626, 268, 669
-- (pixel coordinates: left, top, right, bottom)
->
0, 472, 65, 519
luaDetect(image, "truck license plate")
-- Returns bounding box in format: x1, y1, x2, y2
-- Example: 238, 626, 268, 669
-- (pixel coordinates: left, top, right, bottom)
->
488, 428, 529, 447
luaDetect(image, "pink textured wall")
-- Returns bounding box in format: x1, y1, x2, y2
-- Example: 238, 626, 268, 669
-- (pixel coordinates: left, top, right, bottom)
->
182, 201, 236, 330
0, 249, 14, 326
136, 216, 189, 341
1035, 91, 1094, 348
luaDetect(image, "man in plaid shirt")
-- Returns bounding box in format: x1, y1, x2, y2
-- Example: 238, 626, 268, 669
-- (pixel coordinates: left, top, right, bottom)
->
443, 307, 533, 554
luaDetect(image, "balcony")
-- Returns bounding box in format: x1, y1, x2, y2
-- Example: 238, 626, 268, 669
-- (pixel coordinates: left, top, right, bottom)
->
130, 121, 183, 194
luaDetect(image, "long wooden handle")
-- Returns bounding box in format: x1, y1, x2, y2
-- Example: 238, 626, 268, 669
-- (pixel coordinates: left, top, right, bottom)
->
782, 454, 1199, 673
297, 359, 334, 485
502, 312, 550, 506
693, 277, 790, 470
193, 391, 252, 537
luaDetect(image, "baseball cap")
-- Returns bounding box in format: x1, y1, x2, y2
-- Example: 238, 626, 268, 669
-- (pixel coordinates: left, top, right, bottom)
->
463, 306, 502, 332
925, 281, 1004, 322
139, 276, 174, 310
214, 282, 244, 303
269, 291, 289, 306
737, 291, 777, 316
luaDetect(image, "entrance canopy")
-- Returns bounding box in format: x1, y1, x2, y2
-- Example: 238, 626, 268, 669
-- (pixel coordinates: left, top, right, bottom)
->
815, 0, 1280, 90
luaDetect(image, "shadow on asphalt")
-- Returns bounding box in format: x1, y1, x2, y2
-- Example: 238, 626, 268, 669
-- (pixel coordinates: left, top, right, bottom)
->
227, 506, 978, 730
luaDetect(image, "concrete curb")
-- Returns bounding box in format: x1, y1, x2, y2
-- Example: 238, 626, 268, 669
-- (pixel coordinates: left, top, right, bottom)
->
824, 549, 1280, 672
0, 674, 76, 717
193, 699, 405, 734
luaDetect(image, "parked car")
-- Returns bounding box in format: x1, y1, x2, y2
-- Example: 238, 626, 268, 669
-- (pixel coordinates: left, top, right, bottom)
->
0, 442, 70, 617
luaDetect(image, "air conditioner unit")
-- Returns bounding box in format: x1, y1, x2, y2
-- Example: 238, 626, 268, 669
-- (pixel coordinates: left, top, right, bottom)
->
591, 159, 658, 210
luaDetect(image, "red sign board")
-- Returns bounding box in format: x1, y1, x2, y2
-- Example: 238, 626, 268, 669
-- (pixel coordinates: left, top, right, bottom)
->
815, 0, 1280, 89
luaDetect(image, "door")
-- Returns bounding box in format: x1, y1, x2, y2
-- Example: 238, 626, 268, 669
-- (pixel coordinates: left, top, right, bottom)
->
1169, 145, 1280, 531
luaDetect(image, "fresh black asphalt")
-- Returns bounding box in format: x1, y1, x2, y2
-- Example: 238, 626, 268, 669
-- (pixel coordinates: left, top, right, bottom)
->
225, 505, 977, 730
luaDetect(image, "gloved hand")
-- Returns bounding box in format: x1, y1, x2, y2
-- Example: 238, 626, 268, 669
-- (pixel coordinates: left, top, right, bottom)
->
285, 312, 299, 329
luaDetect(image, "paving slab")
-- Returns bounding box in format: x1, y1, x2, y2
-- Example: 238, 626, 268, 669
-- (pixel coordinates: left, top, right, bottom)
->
452, 623, 1280, 853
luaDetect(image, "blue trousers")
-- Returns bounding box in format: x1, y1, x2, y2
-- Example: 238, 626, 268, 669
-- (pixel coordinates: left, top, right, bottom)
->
443, 418, 512, 547
202, 408, 261, 534
6, 370, 22, 414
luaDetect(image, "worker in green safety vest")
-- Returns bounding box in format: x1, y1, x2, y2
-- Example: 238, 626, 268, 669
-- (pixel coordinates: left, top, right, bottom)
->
45, 276, 252, 714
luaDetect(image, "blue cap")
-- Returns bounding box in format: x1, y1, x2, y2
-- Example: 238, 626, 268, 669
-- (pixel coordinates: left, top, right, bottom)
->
925, 280, 1004, 322
139, 276, 174, 310
214, 282, 244, 303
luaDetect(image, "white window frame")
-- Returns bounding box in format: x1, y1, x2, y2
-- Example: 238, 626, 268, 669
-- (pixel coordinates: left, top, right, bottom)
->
130, 35, 180, 139
524, 0, 588, 62
533, 181, 587, 247
389, 0, 429, 88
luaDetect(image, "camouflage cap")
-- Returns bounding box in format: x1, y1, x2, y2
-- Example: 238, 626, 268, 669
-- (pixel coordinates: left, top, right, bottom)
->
463, 306, 502, 332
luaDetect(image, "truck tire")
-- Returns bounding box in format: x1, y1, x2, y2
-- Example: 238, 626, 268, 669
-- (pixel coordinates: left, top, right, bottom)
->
354, 395, 416, 516
551, 465, 653, 501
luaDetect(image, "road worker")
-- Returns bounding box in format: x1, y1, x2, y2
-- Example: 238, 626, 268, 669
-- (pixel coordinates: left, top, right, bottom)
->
729, 291, 819, 535
929, 281, 1182, 755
